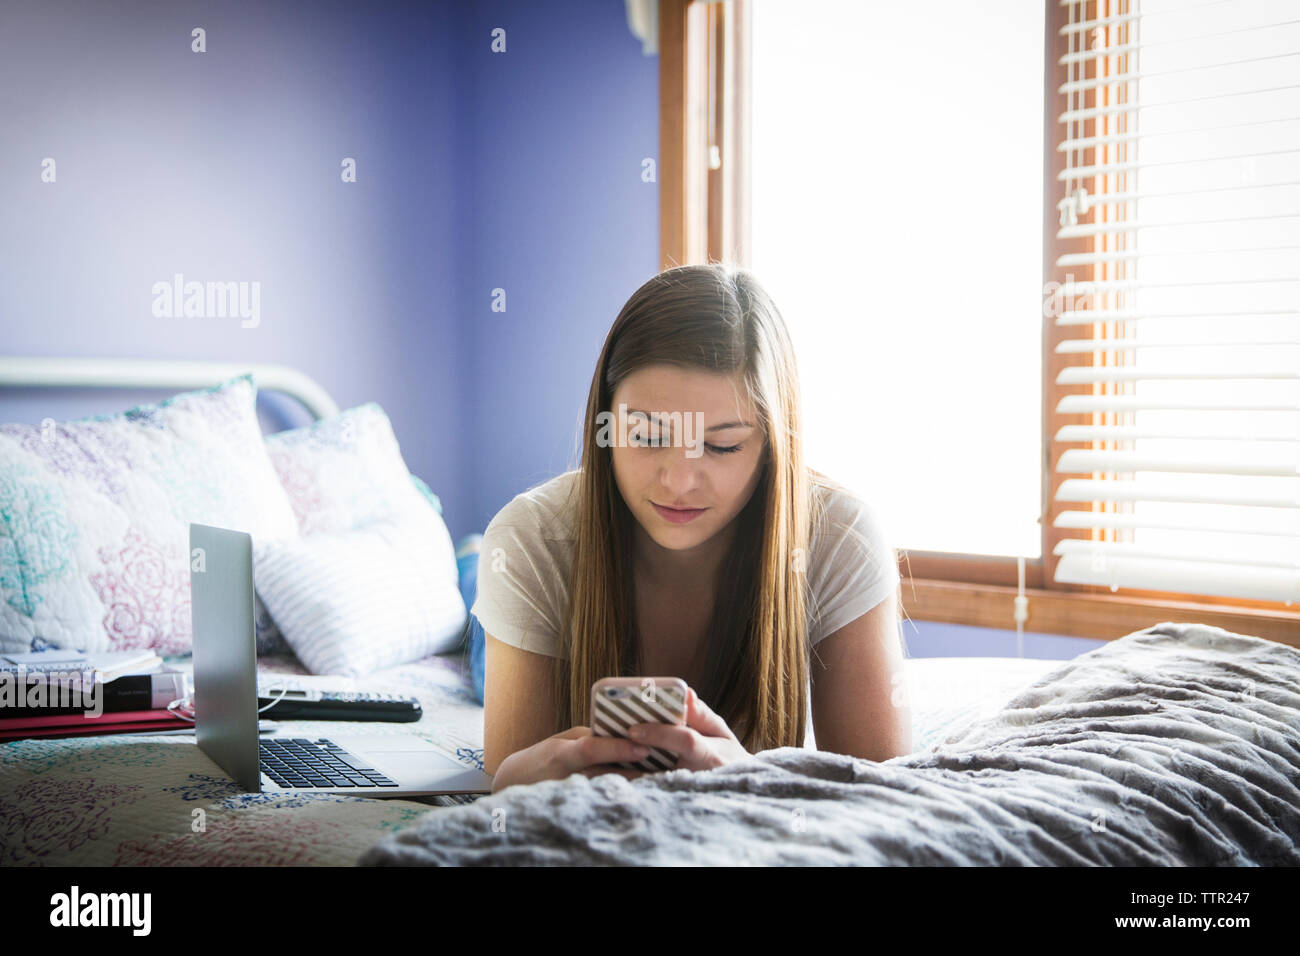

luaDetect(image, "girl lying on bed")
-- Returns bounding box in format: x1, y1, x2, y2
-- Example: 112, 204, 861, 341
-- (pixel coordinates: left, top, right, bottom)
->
477, 263, 910, 793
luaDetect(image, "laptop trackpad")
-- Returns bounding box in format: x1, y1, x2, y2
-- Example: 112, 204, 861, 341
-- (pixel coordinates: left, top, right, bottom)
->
329, 736, 471, 775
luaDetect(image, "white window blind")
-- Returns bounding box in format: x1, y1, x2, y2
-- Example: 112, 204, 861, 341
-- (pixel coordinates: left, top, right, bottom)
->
1049, 0, 1300, 605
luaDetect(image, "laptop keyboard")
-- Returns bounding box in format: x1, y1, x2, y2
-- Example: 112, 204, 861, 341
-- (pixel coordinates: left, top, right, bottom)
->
260, 737, 398, 789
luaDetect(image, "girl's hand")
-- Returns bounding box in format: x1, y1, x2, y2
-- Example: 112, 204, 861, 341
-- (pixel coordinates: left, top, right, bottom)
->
626, 686, 750, 772
491, 725, 652, 793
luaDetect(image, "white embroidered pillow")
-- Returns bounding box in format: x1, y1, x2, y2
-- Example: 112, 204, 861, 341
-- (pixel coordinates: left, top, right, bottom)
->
0, 375, 298, 655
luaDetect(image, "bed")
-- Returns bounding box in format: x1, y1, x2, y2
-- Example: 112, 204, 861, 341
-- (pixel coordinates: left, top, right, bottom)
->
0, 646, 1066, 865
362, 622, 1300, 866
2, 357, 1296, 867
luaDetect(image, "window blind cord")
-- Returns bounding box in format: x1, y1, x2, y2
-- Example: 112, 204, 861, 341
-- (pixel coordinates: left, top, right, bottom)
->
1015, 556, 1028, 658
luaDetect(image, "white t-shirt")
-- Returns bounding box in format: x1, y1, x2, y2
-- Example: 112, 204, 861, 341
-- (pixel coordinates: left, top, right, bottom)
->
470, 469, 900, 747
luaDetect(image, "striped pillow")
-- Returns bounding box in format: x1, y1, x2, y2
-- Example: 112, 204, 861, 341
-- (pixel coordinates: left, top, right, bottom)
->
260, 402, 456, 662
253, 519, 465, 677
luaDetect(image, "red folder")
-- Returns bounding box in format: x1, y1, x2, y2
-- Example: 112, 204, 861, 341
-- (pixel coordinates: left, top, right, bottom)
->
0, 708, 190, 743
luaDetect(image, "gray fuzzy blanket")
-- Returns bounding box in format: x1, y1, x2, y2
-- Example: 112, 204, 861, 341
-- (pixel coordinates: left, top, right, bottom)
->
360, 623, 1300, 865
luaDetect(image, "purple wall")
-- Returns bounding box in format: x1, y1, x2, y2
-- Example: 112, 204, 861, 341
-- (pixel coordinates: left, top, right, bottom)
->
0, 0, 658, 545
0, 0, 1099, 658
902, 621, 1103, 660
456, 0, 660, 531
0, 0, 473, 533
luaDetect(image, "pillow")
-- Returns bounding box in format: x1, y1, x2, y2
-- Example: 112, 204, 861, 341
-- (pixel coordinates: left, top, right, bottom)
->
410, 473, 443, 515
0, 374, 299, 655
253, 521, 465, 677
259, 403, 464, 674
265, 403, 440, 535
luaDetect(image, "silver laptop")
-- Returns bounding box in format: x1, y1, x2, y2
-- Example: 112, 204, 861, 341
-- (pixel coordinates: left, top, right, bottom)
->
189, 522, 493, 796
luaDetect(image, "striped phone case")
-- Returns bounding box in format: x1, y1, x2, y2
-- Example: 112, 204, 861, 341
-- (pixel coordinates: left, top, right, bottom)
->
591, 677, 688, 772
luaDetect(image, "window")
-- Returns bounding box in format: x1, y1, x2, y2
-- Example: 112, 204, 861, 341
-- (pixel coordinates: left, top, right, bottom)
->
750, 0, 1045, 560
656, 0, 1300, 643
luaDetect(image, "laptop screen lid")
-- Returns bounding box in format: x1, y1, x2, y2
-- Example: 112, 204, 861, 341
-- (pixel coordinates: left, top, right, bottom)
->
190, 523, 262, 791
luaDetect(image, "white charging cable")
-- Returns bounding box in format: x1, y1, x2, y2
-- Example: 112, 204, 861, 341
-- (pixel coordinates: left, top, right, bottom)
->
166, 680, 291, 723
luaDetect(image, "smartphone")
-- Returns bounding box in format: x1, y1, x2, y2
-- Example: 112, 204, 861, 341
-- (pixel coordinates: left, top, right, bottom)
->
591, 676, 689, 772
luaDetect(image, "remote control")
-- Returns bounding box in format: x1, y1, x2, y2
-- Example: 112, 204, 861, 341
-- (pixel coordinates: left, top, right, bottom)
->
256, 687, 422, 722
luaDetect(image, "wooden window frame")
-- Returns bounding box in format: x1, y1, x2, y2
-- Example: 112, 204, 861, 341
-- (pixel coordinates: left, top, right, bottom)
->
660, 0, 739, 268
657, 0, 1300, 647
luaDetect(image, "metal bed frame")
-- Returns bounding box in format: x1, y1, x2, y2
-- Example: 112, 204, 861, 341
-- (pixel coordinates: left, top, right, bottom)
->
0, 355, 339, 421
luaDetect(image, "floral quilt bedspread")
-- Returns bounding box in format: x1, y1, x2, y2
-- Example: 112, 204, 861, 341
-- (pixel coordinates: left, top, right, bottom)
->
0, 647, 486, 866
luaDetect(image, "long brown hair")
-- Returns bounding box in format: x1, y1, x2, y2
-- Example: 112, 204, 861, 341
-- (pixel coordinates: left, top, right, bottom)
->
547, 262, 866, 753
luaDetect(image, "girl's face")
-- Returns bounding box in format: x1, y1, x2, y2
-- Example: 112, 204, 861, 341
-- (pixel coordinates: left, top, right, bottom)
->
609, 364, 767, 556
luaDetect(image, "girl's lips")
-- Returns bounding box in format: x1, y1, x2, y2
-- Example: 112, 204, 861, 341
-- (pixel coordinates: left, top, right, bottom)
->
652, 503, 707, 524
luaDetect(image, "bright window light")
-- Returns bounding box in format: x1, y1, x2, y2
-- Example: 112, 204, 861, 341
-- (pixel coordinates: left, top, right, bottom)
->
751, 0, 1046, 558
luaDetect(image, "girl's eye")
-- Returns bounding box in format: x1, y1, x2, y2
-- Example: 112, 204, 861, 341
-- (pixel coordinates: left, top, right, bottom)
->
628, 436, 740, 454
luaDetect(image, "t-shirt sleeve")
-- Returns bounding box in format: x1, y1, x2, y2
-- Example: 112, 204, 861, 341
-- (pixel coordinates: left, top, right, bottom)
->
807, 493, 901, 647
469, 499, 566, 659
